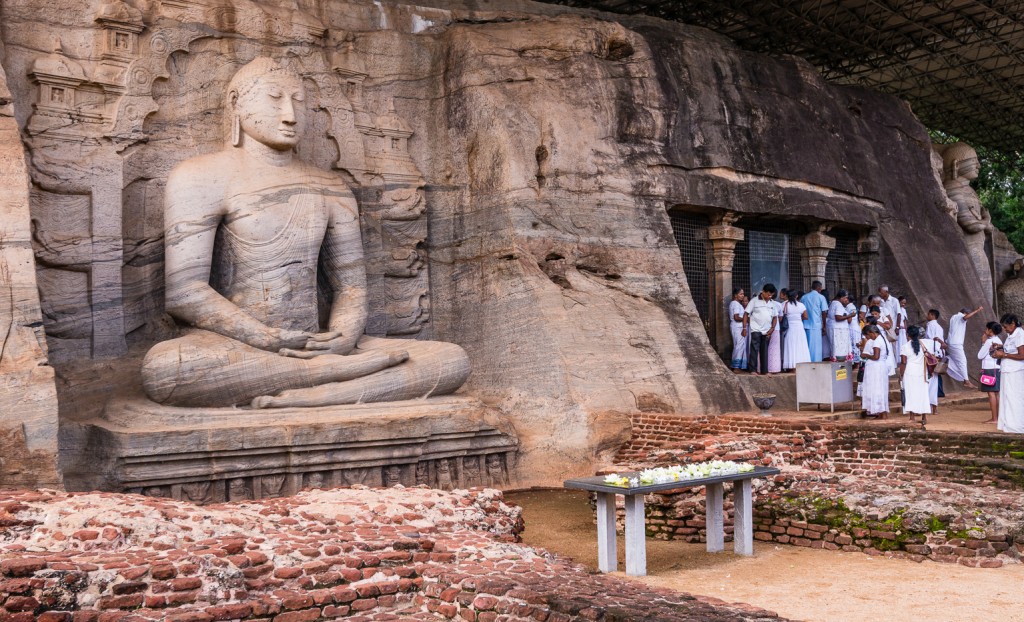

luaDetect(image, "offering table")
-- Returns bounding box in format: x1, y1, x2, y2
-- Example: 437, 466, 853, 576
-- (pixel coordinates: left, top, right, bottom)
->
564, 466, 780, 576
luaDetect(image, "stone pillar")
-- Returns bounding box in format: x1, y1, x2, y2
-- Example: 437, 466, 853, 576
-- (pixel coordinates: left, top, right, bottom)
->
707, 216, 744, 358
798, 226, 836, 291
855, 228, 880, 298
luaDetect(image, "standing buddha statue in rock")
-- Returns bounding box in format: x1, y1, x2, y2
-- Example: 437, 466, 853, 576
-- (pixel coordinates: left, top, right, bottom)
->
937, 141, 995, 305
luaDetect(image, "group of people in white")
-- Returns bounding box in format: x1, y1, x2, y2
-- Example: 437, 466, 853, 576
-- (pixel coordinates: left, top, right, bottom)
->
729, 282, 1024, 431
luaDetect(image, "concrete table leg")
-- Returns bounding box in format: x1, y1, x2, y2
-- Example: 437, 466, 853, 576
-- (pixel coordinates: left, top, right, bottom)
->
595, 492, 618, 573
733, 479, 753, 556
705, 483, 725, 553
623, 493, 647, 576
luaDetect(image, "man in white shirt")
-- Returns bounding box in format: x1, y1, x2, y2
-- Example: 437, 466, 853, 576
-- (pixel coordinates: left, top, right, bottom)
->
743, 284, 779, 376
878, 286, 901, 334
947, 306, 984, 389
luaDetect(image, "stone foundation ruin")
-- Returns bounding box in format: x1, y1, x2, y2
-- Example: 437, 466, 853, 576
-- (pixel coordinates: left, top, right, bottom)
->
611, 413, 1024, 567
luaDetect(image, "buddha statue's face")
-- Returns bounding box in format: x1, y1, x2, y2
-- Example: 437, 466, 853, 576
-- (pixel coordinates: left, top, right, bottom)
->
957, 156, 980, 181
235, 72, 307, 151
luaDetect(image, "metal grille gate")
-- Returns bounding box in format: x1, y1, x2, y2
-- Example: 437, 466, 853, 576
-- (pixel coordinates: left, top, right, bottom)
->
669, 212, 711, 334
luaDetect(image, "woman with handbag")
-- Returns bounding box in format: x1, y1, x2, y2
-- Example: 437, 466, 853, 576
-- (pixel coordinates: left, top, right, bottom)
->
977, 321, 1003, 424
993, 314, 1024, 433
900, 326, 932, 427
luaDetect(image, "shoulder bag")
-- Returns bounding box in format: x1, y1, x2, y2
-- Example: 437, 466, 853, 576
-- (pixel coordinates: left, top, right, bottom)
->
780, 302, 789, 333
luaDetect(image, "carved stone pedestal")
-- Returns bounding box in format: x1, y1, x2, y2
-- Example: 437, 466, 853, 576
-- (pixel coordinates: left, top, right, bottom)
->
74, 396, 518, 503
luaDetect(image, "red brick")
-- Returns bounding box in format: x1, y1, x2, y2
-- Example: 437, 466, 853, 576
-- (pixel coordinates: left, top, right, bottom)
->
166, 613, 214, 622
3, 595, 40, 611
273, 567, 303, 580
98, 593, 144, 609
322, 605, 350, 618
1, 558, 46, 577
38, 613, 72, 622
272, 609, 321, 622
165, 590, 199, 605
72, 530, 100, 541
280, 593, 314, 610
355, 584, 380, 599
473, 595, 499, 610
150, 565, 177, 580
350, 597, 377, 611
205, 603, 252, 620
170, 577, 202, 591
111, 581, 147, 595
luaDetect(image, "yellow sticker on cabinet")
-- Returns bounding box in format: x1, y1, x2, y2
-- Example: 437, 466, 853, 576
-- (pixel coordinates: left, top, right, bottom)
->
835, 368, 848, 381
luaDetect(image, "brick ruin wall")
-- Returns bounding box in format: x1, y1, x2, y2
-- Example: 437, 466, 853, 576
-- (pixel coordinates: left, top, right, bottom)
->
0, 487, 787, 622
610, 414, 1024, 568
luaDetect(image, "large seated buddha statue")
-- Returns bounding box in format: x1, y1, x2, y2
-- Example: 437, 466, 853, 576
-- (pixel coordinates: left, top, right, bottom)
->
140, 57, 470, 409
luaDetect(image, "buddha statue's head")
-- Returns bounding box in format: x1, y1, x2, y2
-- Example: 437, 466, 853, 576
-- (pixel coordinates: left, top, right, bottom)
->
941, 141, 980, 182
226, 57, 307, 150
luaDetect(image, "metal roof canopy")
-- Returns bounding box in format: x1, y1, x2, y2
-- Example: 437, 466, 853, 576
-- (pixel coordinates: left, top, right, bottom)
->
545, 0, 1024, 155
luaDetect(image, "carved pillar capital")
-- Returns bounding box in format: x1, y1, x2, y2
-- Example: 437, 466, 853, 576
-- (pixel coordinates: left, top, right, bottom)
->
707, 224, 744, 273
797, 229, 835, 290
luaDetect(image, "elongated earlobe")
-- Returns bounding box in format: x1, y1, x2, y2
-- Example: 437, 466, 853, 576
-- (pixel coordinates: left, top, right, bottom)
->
231, 114, 241, 147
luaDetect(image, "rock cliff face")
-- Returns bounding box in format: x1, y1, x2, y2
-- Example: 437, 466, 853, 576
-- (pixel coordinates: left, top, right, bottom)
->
0, 0, 998, 487
0, 35, 61, 489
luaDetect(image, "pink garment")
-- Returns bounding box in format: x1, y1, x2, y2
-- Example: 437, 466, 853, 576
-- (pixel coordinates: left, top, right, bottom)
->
768, 329, 782, 373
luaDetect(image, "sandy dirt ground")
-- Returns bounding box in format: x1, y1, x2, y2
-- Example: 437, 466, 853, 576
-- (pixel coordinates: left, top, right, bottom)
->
506, 489, 1024, 622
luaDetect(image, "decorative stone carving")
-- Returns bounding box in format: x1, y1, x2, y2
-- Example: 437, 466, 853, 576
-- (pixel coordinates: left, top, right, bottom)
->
935, 142, 996, 306
27, 40, 94, 139
437, 458, 454, 491
383, 465, 403, 487
138, 58, 470, 409
797, 225, 836, 291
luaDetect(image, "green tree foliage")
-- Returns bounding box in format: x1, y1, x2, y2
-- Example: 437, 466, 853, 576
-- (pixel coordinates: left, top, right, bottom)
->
931, 130, 1024, 253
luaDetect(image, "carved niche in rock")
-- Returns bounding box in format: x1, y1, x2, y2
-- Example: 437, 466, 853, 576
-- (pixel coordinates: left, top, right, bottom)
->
22, 0, 435, 373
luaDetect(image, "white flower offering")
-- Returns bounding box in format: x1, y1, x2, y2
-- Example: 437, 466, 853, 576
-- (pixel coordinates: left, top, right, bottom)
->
603, 460, 756, 487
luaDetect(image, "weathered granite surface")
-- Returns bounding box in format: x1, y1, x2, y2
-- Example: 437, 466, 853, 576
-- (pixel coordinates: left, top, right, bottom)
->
0, 0, 1012, 488
0, 34, 61, 490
